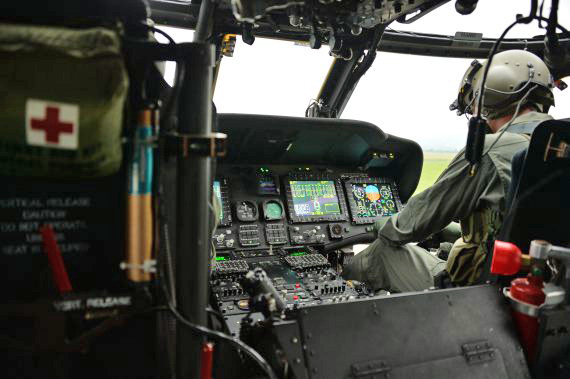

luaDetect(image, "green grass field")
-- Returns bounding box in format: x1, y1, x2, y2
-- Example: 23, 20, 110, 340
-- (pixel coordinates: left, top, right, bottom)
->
414, 152, 457, 195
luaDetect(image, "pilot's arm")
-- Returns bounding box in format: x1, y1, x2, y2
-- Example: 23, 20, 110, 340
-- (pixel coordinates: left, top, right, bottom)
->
375, 151, 502, 245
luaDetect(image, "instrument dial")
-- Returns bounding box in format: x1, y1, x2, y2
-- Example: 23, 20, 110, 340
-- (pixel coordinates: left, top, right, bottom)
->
235, 201, 258, 222
263, 200, 284, 220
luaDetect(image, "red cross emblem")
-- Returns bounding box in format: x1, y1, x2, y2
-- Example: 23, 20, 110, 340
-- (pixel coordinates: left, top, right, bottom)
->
31, 107, 74, 144
26, 99, 79, 150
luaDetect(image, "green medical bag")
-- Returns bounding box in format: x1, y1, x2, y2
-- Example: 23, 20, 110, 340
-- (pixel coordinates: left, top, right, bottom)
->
0, 23, 128, 178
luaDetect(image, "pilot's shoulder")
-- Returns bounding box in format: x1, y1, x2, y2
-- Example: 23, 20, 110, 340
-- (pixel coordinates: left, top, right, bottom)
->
484, 131, 529, 150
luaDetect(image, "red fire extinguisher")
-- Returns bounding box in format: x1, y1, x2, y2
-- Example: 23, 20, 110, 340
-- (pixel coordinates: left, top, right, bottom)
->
504, 268, 546, 363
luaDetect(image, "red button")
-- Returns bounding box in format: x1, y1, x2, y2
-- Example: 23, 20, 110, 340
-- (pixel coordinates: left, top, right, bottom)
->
293, 295, 299, 300
295, 283, 300, 288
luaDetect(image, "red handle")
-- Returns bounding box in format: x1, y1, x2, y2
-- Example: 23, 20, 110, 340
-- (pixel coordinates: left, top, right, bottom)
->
41, 224, 73, 294
200, 343, 215, 379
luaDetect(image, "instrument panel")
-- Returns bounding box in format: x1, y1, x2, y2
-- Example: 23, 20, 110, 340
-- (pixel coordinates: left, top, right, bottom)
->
210, 245, 371, 336
211, 165, 403, 251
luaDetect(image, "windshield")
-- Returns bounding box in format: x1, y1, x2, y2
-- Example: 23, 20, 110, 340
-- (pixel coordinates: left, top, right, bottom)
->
214, 39, 333, 116
157, 19, 570, 154
343, 54, 570, 153
156, 27, 332, 116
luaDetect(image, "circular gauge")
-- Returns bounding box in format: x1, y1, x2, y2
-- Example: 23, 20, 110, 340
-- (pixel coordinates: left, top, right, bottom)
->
385, 199, 396, 210
330, 223, 343, 237
263, 200, 284, 220
380, 187, 391, 198
353, 185, 365, 199
235, 201, 258, 222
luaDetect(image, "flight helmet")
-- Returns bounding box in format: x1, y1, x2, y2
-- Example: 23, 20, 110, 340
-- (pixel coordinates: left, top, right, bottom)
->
450, 49, 555, 119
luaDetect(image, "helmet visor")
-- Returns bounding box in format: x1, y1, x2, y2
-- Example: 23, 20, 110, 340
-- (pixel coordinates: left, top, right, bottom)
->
450, 60, 482, 115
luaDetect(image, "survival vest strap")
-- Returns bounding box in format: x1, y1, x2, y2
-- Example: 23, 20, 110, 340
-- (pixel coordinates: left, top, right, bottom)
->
446, 207, 503, 285
507, 120, 544, 135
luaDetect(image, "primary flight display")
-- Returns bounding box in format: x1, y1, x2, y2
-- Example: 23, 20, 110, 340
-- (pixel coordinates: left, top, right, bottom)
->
289, 180, 341, 217
350, 183, 397, 218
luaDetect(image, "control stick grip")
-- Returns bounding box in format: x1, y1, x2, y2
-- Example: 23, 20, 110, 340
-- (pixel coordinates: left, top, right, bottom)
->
241, 268, 286, 313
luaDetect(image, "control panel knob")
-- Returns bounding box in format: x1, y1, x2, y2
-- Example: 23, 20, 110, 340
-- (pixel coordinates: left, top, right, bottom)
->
226, 239, 235, 248
216, 234, 225, 243
328, 223, 343, 239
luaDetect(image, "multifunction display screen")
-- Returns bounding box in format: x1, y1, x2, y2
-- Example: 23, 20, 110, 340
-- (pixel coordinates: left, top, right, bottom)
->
290, 180, 341, 217
351, 183, 398, 218
213, 180, 224, 222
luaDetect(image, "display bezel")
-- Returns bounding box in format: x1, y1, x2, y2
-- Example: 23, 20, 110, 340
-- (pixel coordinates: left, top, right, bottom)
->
214, 178, 232, 226
343, 177, 403, 224
284, 177, 348, 223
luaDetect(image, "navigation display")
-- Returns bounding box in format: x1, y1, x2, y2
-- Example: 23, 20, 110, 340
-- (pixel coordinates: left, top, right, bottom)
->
351, 183, 398, 218
290, 180, 341, 217
213, 180, 224, 222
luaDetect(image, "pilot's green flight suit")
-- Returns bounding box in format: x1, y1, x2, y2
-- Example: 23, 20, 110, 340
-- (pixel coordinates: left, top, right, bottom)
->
343, 112, 552, 292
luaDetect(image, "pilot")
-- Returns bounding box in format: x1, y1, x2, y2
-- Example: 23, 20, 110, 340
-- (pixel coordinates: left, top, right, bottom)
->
342, 49, 555, 292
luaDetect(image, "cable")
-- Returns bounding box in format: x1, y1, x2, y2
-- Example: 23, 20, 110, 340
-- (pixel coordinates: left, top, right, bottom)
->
149, 25, 176, 45
481, 84, 539, 157
231, 0, 305, 22
162, 222, 177, 304
475, 0, 537, 118
535, 16, 570, 38
546, 0, 559, 38
473, 3, 570, 155
476, 7, 570, 120
465, 3, 568, 172
156, 247, 277, 379
538, 0, 545, 29
156, 189, 277, 379
475, 19, 521, 119
484, 73, 534, 96
265, 1, 305, 12
147, 25, 185, 131
161, 289, 278, 379
150, 65, 271, 376
123, 21, 185, 131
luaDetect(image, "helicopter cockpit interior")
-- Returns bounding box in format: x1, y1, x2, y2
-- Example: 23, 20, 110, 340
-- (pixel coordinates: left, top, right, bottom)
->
1, 0, 570, 378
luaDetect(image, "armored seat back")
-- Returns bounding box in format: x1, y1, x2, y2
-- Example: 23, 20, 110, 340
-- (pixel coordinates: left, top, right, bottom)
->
498, 119, 570, 252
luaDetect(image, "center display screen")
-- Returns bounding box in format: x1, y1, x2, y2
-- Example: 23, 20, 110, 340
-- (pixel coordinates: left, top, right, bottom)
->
351, 183, 398, 218
289, 180, 341, 217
